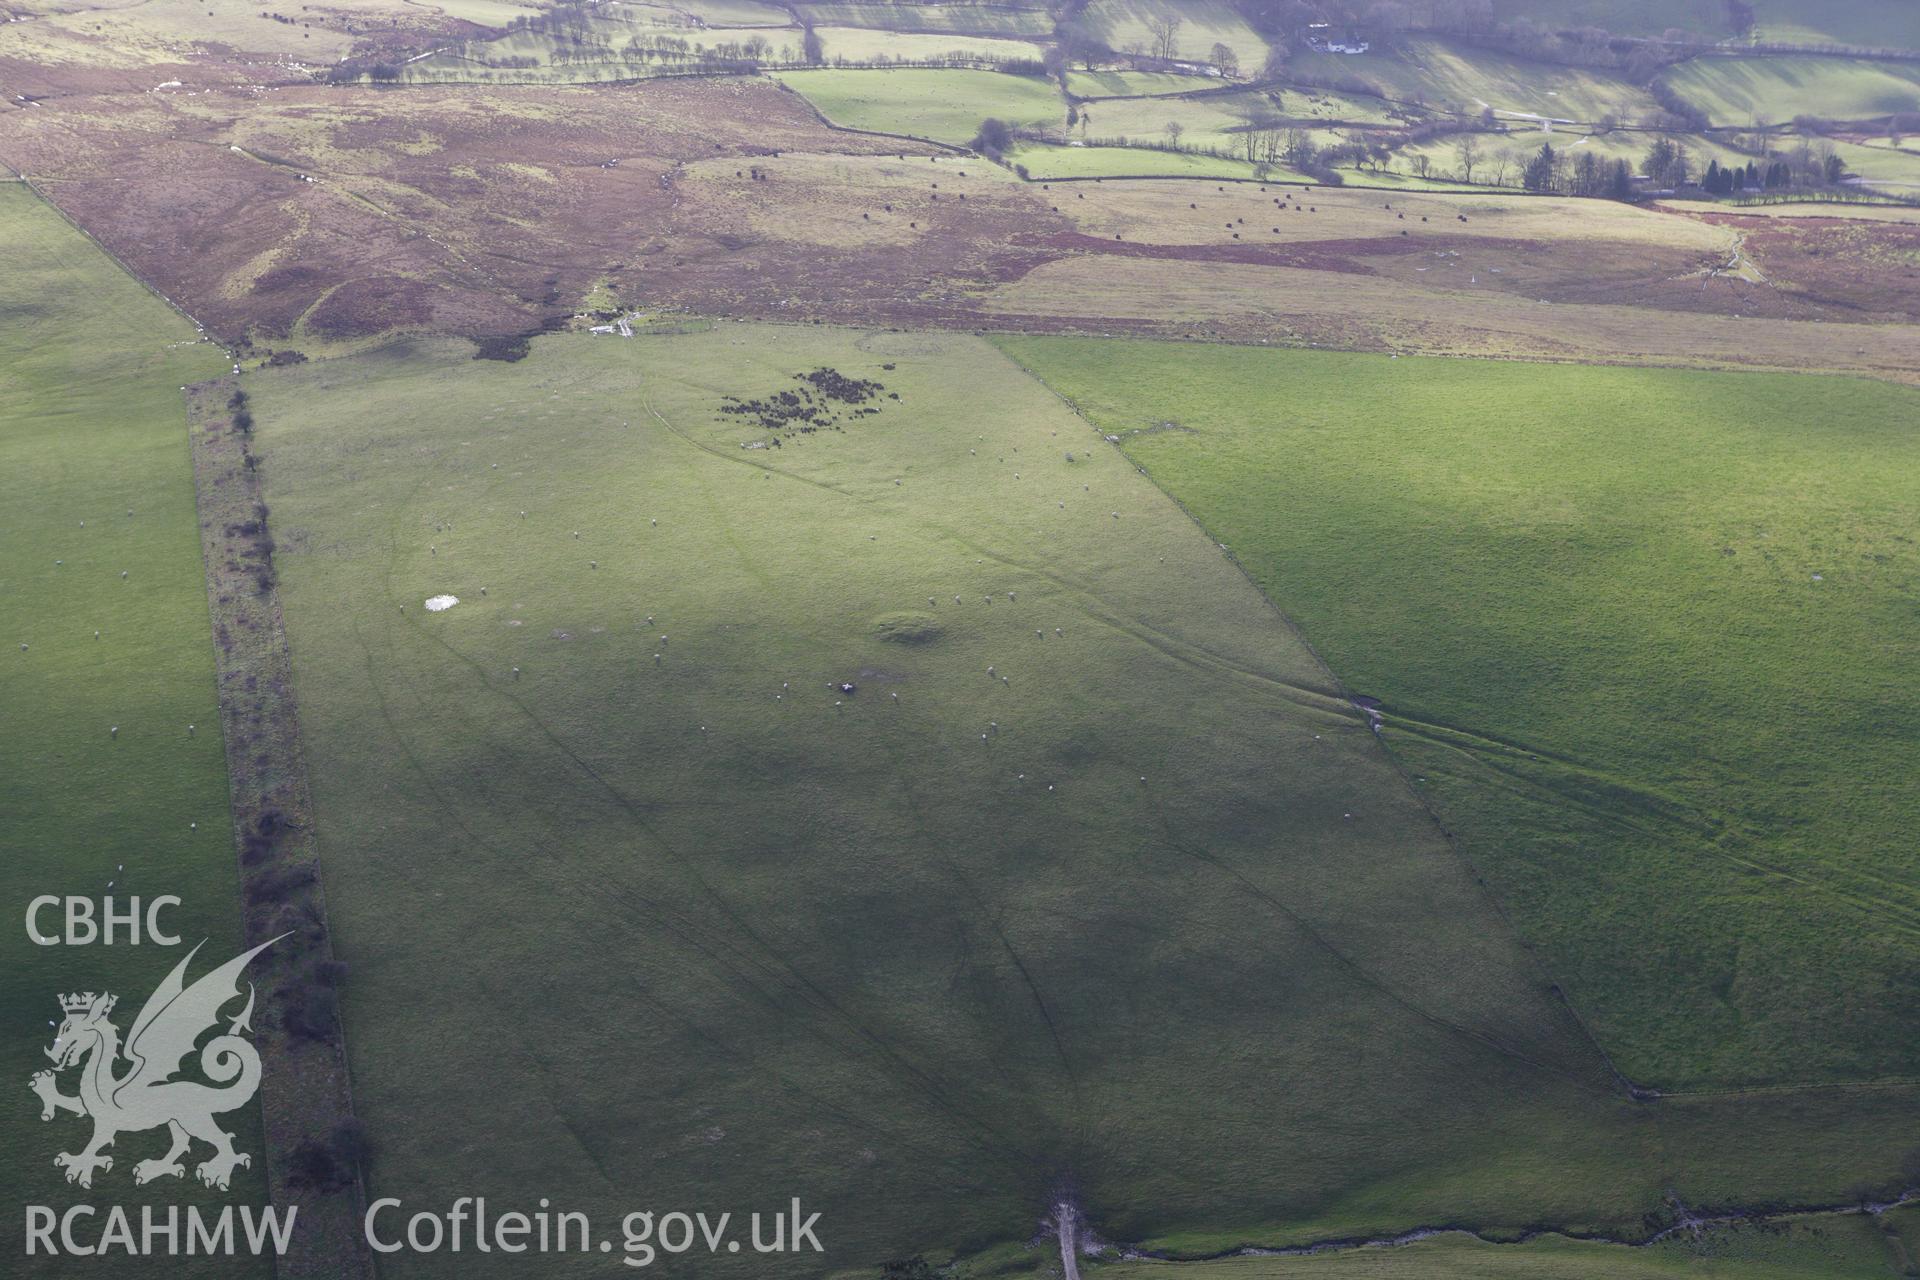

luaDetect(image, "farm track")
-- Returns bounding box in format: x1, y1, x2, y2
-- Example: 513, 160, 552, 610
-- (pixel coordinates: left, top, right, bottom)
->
1378, 712, 1920, 943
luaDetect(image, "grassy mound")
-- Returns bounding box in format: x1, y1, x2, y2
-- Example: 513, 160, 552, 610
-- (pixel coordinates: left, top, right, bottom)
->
872, 610, 943, 643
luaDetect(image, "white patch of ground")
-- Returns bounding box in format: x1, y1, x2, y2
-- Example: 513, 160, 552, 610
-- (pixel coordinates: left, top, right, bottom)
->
425, 595, 459, 612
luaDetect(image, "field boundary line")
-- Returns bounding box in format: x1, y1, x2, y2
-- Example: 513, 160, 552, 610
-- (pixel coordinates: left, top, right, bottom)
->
772, 78, 978, 153
10, 170, 218, 342
993, 340, 1640, 1100
186, 379, 374, 1280
1119, 1186, 1920, 1265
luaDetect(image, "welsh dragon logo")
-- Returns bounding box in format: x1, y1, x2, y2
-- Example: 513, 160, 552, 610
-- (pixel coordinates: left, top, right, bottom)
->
29, 938, 278, 1190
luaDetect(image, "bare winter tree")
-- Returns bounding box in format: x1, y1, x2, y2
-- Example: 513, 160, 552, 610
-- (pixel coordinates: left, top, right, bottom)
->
1454, 133, 1481, 182
1146, 13, 1182, 61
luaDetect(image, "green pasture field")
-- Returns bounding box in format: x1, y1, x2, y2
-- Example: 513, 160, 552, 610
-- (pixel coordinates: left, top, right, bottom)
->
774, 67, 1064, 143
1264, 84, 1412, 125
1101, 1213, 1910, 1280
0, 184, 263, 1274
1487, 0, 1920, 49
243, 322, 1920, 1275
997, 336, 1920, 1093
401, 2, 797, 84
1829, 138, 1920, 187
1073, 88, 1398, 155
645, 0, 795, 25
1744, 1, 1920, 48
790, 1, 1054, 37
1066, 69, 1219, 98
1078, 0, 1270, 74
1661, 56, 1920, 125
1286, 36, 1659, 125
1486, 0, 1740, 40
1075, 90, 1271, 152
813, 26, 1049, 64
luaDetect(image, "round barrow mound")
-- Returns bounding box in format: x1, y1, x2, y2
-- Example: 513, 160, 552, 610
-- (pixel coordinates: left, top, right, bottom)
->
871, 611, 942, 645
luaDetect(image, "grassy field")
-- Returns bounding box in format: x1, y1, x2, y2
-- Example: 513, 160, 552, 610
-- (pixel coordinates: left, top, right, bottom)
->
1742, 0, 1920, 48
1078, 0, 1270, 74
775, 67, 1065, 142
1066, 69, 1219, 98
1077, 95, 1256, 151
1661, 56, 1920, 125
791, 1, 1054, 37
0, 184, 264, 1274
997, 336, 1920, 1092
239, 322, 1920, 1275
1075, 89, 1319, 154
1486, 0, 1920, 49
1285, 37, 1659, 124
1829, 138, 1920, 188
0, 0, 355, 66
813, 26, 1049, 64
656, 0, 801, 25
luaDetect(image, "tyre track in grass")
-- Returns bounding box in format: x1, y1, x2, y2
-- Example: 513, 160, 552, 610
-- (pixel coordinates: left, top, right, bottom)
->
885, 761, 1093, 1168
342, 606, 1012, 1184
1144, 811, 1618, 1098
1381, 714, 1920, 941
